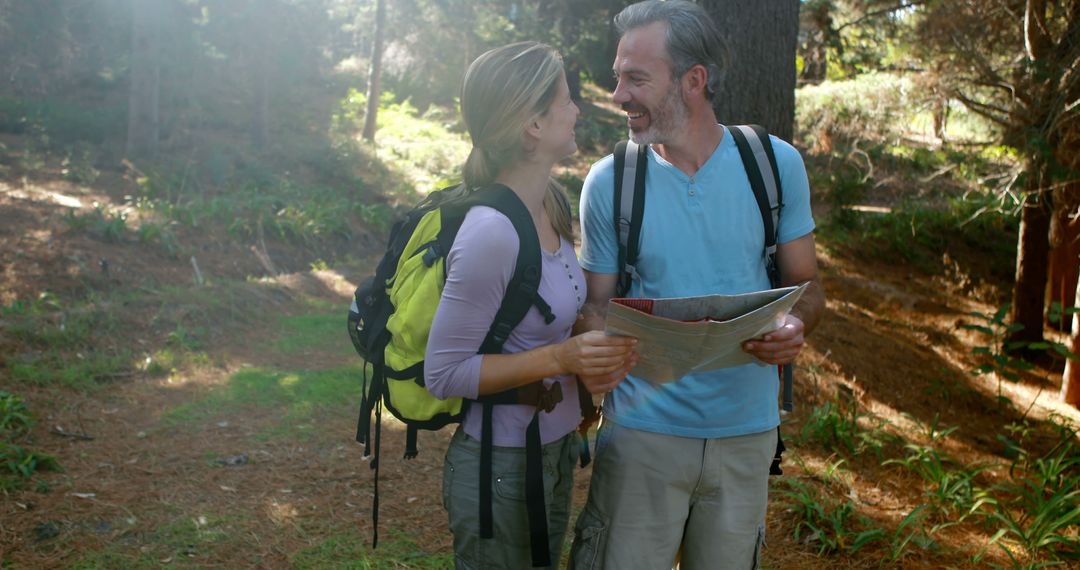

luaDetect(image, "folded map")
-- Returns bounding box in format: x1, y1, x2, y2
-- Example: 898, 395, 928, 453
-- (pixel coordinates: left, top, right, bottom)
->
604, 283, 808, 383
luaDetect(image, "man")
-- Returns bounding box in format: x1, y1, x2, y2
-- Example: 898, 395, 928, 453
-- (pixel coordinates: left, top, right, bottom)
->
568, 1, 825, 569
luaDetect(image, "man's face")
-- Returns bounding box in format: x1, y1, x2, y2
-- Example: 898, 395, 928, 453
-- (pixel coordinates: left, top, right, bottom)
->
612, 21, 689, 145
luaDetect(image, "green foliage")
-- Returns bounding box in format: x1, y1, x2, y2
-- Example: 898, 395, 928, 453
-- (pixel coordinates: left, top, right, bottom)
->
881, 506, 948, 565
818, 191, 1017, 279
0, 390, 55, 492
818, 163, 870, 228
889, 414, 988, 518
357, 202, 393, 232
797, 73, 918, 147
573, 100, 628, 154
780, 479, 885, 555
886, 444, 990, 518
960, 305, 1078, 408
363, 94, 470, 193
136, 172, 363, 245
60, 142, 100, 184
63, 203, 129, 242
166, 323, 206, 352
136, 221, 180, 255
971, 428, 1080, 565
0, 96, 125, 146
0, 442, 60, 479
799, 393, 894, 458
0, 391, 33, 435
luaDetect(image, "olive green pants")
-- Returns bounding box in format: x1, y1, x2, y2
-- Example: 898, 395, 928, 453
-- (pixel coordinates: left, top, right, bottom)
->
442, 427, 580, 569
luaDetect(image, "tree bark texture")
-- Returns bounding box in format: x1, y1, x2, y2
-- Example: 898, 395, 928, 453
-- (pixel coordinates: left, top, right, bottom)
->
1010, 180, 1052, 345
1046, 186, 1080, 331
126, 0, 162, 159
1062, 261, 1080, 408
362, 0, 386, 142
699, 0, 800, 142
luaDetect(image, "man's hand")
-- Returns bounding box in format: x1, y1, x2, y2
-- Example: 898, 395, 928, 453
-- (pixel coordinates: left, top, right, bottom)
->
742, 314, 805, 365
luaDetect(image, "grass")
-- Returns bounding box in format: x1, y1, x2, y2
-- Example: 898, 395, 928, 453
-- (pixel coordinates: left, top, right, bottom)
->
3, 294, 135, 389
9, 351, 134, 389
69, 514, 235, 569
162, 366, 359, 435
291, 530, 454, 569
274, 313, 351, 356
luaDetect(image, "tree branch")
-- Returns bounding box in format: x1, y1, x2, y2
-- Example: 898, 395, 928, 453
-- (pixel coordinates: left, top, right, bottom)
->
835, 1, 928, 33
1025, 0, 1052, 61
953, 91, 1013, 127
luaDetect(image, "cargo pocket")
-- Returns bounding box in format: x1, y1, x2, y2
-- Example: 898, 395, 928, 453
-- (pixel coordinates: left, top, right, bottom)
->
750, 524, 765, 569
568, 506, 607, 570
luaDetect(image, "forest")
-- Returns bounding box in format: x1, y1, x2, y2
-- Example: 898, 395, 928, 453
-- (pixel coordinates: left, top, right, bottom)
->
0, 0, 1078, 568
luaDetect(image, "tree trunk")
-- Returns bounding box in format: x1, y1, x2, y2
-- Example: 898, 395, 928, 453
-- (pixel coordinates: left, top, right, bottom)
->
1009, 178, 1052, 346
1046, 197, 1080, 331
361, 0, 386, 142
126, 0, 162, 159
700, 0, 800, 142
1062, 261, 1080, 408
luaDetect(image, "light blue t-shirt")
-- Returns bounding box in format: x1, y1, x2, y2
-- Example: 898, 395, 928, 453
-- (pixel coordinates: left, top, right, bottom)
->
579, 126, 815, 438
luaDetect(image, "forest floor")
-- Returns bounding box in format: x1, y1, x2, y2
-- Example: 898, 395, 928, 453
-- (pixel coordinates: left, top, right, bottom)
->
1, 128, 1078, 570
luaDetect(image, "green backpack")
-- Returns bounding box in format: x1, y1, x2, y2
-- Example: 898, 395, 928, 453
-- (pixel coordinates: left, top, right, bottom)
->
348, 183, 593, 567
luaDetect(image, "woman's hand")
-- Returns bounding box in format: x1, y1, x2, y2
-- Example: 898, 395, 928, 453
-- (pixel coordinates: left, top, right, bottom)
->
554, 330, 637, 377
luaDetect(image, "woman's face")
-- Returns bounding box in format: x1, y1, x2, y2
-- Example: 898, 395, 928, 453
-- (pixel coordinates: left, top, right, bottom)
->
536, 72, 579, 160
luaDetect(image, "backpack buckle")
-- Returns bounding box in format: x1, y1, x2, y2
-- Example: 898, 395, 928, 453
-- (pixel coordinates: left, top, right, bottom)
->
535, 382, 563, 414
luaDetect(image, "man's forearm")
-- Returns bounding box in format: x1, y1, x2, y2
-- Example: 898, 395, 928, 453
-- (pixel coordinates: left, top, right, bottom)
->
789, 278, 825, 335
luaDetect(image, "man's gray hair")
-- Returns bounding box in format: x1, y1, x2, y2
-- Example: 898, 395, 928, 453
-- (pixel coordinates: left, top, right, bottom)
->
614, 0, 727, 104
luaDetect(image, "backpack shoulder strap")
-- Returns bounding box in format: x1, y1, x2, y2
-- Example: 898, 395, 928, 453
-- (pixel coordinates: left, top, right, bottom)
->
462, 184, 551, 355
727, 125, 794, 415
728, 125, 782, 286
612, 140, 648, 298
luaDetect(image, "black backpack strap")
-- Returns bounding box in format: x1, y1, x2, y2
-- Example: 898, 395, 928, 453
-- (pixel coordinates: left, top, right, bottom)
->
459, 184, 554, 566
524, 410, 549, 566
612, 140, 648, 298
469, 185, 553, 353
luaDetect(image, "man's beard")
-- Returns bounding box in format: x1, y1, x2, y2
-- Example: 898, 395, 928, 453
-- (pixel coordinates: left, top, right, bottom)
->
628, 80, 689, 146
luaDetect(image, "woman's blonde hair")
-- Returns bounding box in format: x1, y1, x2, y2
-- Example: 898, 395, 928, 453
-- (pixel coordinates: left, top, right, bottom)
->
460, 41, 573, 242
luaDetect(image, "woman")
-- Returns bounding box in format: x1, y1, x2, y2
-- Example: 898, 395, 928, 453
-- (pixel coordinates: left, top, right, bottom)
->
424, 42, 638, 569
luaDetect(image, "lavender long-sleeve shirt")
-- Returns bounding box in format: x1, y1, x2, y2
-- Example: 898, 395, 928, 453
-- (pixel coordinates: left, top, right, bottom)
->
425, 205, 585, 446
